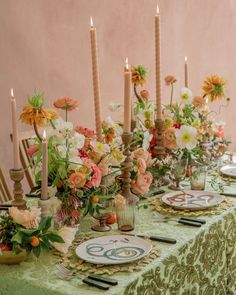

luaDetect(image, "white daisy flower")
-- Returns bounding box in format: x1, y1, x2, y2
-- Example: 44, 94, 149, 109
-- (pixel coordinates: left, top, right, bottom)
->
180, 87, 193, 104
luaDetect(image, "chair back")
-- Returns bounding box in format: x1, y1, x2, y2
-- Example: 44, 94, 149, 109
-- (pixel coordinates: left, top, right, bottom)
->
0, 166, 12, 203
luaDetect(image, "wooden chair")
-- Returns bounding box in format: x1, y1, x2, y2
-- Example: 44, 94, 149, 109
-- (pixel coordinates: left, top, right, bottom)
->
10, 130, 37, 189
18, 130, 37, 189
0, 166, 12, 203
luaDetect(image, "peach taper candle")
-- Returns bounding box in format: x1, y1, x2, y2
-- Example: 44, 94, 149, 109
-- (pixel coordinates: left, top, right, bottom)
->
90, 17, 102, 142
155, 4, 162, 120
10, 88, 20, 170
124, 58, 131, 133
41, 130, 48, 200
184, 56, 188, 88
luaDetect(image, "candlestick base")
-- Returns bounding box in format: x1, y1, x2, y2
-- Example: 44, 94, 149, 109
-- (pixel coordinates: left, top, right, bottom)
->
130, 120, 137, 152
154, 119, 165, 158
121, 132, 139, 204
9, 169, 26, 209
38, 198, 53, 218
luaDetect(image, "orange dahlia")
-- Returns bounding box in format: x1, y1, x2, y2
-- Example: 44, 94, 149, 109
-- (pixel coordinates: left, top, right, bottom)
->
202, 74, 226, 102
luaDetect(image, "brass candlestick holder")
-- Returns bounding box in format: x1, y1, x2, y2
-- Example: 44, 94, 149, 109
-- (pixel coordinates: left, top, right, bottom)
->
130, 119, 137, 152
119, 132, 138, 231
154, 118, 165, 157
9, 168, 27, 209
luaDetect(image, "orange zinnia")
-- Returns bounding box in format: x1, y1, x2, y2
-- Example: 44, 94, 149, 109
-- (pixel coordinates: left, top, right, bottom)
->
53, 97, 79, 111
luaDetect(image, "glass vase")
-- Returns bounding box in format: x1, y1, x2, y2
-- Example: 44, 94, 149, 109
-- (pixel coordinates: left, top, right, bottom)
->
190, 165, 206, 190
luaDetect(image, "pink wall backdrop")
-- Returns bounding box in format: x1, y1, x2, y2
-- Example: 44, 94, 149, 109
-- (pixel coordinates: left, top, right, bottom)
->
0, 0, 236, 187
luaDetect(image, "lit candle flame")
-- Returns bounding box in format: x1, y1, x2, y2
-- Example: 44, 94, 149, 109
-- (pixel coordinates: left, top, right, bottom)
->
43, 130, 47, 140
10, 88, 14, 98
90, 16, 93, 27
125, 57, 129, 70
185, 56, 188, 62
156, 4, 159, 14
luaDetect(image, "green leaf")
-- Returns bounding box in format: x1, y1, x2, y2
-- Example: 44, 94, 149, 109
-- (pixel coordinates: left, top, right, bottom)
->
11, 231, 23, 244
19, 229, 40, 236
46, 232, 64, 243
32, 246, 41, 257
38, 216, 52, 233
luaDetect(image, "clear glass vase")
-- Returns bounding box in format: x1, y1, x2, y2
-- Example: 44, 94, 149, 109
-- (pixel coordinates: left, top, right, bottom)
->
190, 165, 206, 190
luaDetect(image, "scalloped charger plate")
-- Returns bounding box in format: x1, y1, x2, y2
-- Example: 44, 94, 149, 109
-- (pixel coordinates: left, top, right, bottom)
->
220, 164, 236, 178
75, 235, 152, 265
161, 190, 224, 211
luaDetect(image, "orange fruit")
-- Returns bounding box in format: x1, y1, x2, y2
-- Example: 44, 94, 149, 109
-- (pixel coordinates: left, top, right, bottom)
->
57, 180, 63, 188
30, 236, 40, 247
107, 213, 117, 225
91, 195, 99, 204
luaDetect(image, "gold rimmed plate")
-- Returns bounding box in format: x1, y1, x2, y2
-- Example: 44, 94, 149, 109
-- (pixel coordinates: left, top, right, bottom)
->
161, 190, 224, 211
220, 164, 236, 178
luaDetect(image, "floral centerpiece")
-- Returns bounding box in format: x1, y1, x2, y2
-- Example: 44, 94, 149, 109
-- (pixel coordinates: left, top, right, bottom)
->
20, 94, 123, 226
0, 207, 64, 260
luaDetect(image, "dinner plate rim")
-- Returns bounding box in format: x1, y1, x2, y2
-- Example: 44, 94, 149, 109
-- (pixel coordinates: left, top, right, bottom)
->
75, 234, 152, 265
220, 164, 236, 177
161, 190, 224, 211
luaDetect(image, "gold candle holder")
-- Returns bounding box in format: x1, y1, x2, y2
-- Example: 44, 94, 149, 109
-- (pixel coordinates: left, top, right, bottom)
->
9, 168, 26, 209
121, 132, 138, 202
154, 118, 165, 157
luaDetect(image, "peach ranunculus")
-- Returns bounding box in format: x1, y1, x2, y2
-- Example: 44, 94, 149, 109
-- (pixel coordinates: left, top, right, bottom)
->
131, 172, 153, 195
53, 97, 79, 111
8, 207, 41, 229
140, 90, 150, 100
75, 126, 96, 139
137, 158, 147, 174
164, 75, 177, 86
86, 165, 102, 188
68, 171, 87, 189
27, 145, 39, 157
192, 96, 206, 107
214, 127, 224, 139
132, 148, 152, 166
163, 127, 177, 150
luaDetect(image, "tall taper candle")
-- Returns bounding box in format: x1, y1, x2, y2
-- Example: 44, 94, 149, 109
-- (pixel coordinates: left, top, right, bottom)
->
124, 58, 131, 133
155, 5, 162, 120
90, 17, 102, 142
10, 88, 20, 170
184, 56, 188, 88
41, 130, 48, 200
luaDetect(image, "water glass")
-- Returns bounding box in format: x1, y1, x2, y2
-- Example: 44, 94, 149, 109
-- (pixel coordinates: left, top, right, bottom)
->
190, 165, 206, 190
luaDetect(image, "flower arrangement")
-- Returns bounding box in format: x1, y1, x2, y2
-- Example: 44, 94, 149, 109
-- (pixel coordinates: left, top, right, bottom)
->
0, 207, 64, 257
20, 94, 122, 226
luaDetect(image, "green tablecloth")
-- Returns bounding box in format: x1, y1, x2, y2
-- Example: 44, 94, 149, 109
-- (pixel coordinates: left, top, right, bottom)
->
0, 183, 236, 294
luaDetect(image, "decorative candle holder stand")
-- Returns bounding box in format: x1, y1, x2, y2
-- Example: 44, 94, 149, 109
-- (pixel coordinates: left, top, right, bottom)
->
154, 119, 165, 157
119, 132, 139, 231
38, 198, 54, 218
9, 169, 26, 209
130, 120, 137, 151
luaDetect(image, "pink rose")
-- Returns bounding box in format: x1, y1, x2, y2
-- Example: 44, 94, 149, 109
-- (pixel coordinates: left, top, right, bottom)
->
133, 148, 152, 166
137, 158, 147, 174
27, 145, 38, 157
131, 171, 153, 195
214, 127, 224, 139
86, 165, 102, 188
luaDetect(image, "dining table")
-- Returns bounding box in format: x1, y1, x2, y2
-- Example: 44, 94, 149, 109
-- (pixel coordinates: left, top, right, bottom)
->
0, 172, 236, 295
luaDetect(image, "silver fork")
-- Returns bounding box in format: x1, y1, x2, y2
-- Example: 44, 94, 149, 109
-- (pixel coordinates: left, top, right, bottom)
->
154, 212, 203, 227
55, 264, 75, 281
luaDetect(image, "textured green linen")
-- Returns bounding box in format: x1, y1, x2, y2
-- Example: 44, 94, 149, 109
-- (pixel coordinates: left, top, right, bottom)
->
0, 183, 236, 294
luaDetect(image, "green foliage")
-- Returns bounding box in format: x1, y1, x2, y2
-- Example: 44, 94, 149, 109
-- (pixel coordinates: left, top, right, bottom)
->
28, 92, 44, 109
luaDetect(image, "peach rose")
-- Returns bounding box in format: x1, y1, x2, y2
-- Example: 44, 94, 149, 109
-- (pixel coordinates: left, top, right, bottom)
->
133, 148, 152, 166
164, 75, 177, 86
214, 127, 224, 139
27, 145, 38, 157
137, 158, 147, 174
131, 172, 153, 195
163, 128, 177, 150
68, 171, 86, 189
98, 160, 109, 176
54, 97, 79, 111
192, 96, 206, 107
9, 207, 41, 229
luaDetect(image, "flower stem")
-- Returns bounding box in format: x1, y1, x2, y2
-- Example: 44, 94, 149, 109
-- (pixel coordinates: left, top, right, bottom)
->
134, 84, 143, 103
33, 122, 42, 142
170, 83, 174, 106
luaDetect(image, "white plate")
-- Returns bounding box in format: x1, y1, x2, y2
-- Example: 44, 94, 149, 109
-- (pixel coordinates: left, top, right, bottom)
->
161, 190, 224, 210
220, 164, 236, 177
75, 235, 152, 265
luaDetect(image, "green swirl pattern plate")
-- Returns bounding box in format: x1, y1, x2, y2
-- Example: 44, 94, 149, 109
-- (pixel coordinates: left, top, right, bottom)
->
75, 235, 152, 265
